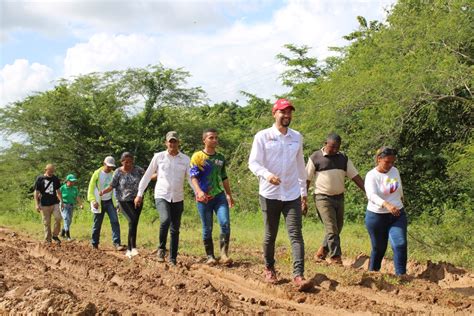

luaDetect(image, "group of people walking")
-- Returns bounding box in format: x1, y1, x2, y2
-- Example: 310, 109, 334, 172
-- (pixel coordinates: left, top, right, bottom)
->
33, 98, 407, 290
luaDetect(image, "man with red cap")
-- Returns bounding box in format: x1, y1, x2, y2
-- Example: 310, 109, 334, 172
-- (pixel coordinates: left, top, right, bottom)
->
248, 98, 311, 291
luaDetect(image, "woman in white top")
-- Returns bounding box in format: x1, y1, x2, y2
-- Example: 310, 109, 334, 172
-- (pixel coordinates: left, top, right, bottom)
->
364, 147, 407, 275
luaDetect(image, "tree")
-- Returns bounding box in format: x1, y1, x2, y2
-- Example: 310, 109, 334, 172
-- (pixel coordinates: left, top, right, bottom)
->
276, 44, 322, 90
292, 0, 473, 219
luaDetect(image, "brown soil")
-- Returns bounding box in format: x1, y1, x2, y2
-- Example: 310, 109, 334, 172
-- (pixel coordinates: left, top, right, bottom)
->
0, 228, 472, 315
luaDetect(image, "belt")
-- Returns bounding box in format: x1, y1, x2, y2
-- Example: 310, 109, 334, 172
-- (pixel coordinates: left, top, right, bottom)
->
315, 193, 344, 200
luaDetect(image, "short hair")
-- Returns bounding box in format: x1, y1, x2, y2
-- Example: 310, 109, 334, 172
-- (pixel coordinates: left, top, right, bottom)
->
44, 163, 55, 171
326, 132, 342, 144
202, 128, 218, 140
120, 151, 134, 161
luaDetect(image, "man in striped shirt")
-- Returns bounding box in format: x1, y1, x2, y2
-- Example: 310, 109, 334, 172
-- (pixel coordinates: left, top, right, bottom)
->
306, 133, 365, 264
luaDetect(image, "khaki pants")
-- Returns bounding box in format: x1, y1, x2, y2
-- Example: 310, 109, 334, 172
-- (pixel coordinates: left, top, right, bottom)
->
314, 194, 344, 258
40, 204, 61, 242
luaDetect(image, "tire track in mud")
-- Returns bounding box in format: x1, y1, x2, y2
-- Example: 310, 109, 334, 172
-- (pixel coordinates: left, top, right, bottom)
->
1, 228, 473, 315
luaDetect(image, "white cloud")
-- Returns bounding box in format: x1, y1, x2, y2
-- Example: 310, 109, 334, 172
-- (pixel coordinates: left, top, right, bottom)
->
3, 0, 396, 105
0, 59, 54, 106
1, 0, 253, 41
62, 0, 395, 103
63, 33, 162, 76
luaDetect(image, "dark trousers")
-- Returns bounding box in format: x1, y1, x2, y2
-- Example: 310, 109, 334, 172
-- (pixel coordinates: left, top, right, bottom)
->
91, 199, 121, 246
155, 198, 184, 261
365, 209, 408, 275
259, 195, 304, 277
118, 201, 143, 251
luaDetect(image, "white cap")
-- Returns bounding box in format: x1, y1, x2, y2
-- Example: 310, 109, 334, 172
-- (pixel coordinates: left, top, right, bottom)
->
104, 156, 116, 167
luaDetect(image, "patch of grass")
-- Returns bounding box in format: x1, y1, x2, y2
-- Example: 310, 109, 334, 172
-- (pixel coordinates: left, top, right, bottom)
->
0, 198, 472, 274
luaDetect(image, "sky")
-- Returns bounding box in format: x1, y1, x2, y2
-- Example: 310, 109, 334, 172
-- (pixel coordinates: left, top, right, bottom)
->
1, 0, 396, 108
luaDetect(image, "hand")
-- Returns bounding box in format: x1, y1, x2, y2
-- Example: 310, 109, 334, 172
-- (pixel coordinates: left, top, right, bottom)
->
267, 174, 281, 185
301, 196, 308, 216
92, 201, 99, 209
35, 205, 41, 213
134, 196, 143, 208
226, 194, 235, 208
196, 190, 209, 203
79, 204, 84, 210
384, 202, 400, 216
99, 190, 103, 196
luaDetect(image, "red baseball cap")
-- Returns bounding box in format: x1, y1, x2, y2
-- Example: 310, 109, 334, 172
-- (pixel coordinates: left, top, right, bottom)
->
272, 98, 295, 113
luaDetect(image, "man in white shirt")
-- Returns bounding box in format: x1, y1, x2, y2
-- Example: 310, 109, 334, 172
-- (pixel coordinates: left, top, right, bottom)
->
135, 131, 191, 265
248, 98, 310, 291
87, 156, 124, 250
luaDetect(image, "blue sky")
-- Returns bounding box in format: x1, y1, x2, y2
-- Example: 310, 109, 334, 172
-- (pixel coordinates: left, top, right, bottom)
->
1, 0, 396, 107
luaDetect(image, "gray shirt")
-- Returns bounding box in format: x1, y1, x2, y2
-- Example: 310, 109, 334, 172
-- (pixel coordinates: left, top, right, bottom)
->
111, 166, 145, 201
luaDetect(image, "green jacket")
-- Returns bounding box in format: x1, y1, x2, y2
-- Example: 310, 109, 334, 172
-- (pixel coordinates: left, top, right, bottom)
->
87, 167, 116, 209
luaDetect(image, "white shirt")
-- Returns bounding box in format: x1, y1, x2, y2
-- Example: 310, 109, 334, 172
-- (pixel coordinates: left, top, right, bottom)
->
248, 125, 307, 201
365, 166, 404, 214
137, 151, 191, 203
98, 170, 113, 201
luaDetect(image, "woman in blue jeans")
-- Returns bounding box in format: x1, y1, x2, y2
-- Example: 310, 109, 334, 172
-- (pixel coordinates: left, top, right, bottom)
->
364, 147, 407, 275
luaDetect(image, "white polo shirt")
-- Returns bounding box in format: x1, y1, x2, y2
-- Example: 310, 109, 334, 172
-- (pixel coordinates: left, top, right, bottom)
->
248, 125, 307, 201
137, 151, 191, 203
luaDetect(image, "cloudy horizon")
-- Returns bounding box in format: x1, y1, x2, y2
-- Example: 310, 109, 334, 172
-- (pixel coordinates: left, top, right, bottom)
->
1, 0, 396, 109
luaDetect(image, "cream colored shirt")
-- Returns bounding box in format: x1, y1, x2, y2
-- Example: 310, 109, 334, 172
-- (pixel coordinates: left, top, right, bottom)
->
306, 148, 358, 196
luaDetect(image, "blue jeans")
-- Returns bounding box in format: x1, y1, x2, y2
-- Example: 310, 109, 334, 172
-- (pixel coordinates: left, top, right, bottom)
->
365, 209, 407, 275
61, 203, 74, 231
91, 199, 121, 246
196, 192, 230, 241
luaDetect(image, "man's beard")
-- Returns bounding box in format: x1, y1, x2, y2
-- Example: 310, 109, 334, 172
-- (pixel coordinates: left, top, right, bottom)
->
281, 118, 291, 127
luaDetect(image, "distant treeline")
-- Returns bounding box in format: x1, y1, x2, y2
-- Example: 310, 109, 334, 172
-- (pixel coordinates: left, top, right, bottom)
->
0, 0, 472, 227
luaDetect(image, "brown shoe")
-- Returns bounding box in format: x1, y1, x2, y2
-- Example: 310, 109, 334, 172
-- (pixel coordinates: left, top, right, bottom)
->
314, 246, 328, 262
293, 275, 313, 292
264, 267, 278, 284
329, 256, 343, 265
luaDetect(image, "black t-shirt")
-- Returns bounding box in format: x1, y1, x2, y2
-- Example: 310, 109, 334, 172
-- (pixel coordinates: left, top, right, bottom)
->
34, 175, 61, 206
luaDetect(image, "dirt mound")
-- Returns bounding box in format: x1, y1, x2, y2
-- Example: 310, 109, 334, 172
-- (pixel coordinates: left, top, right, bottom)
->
416, 260, 469, 282
0, 227, 473, 314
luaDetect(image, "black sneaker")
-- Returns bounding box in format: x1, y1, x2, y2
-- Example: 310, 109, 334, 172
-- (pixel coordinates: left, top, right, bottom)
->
157, 249, 166, 262
60, 229, 66, 238
169, 259, 177, 266
52, 236, 61, 245
92, 244, 99, 249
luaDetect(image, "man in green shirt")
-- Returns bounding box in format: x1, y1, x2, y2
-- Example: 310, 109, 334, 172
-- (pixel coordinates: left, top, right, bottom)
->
60, 174, 83, 240
190, 128, 235, 265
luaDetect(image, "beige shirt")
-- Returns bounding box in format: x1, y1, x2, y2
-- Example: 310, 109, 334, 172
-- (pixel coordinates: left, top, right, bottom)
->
306, 149, 358, 196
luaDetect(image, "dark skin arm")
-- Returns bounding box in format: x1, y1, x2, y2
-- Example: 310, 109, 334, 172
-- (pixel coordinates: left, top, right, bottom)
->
351, 175, 365, 193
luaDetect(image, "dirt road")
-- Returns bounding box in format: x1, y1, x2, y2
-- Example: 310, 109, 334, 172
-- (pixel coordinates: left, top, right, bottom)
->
0, 227, 472, 315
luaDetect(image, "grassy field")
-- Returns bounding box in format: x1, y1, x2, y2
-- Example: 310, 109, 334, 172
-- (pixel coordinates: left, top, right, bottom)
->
0, 196, 472, 273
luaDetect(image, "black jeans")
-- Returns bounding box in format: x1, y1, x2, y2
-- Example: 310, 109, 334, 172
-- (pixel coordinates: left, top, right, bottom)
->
118, 201, 143, 251
259, 195, 305, 277
155, 198, 184, 261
